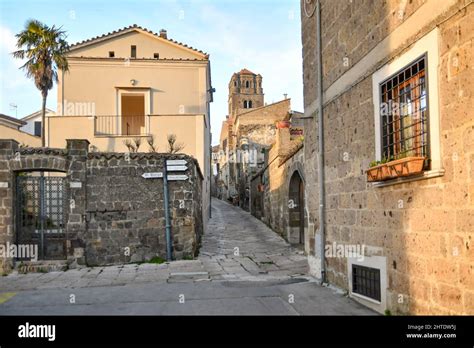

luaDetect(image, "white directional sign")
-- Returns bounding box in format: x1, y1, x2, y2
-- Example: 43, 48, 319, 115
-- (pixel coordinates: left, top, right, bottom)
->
167, 159, 187, 166
142, 172, 163, 179
167, 165, 187, 172
167, 174, 188, 181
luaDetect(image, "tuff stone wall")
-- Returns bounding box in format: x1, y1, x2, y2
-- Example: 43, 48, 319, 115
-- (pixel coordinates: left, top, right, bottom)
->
301, 0, 474, 314
250, 127, 307, 248
0, 139, 203, 272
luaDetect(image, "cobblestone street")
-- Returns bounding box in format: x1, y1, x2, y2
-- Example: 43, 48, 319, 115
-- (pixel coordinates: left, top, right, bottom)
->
0, 199, 374, 315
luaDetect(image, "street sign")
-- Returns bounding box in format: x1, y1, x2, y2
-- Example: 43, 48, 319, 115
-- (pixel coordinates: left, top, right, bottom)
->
142, 172, 163, 179
167, 174, 188, 181
167, 159, 187, 166
167, 165, 187, 172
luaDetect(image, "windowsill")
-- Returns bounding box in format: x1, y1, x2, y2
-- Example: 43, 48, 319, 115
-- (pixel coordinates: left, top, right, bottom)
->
371, 168, 445, 188
350, 291, 382, 305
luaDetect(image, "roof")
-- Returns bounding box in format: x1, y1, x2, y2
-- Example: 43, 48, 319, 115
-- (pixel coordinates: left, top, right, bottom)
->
68, 24, 208, 58
235, 98, 291, 118
21, 108, 55, 121
239, 68, 255, 75
0, 113, 26, 127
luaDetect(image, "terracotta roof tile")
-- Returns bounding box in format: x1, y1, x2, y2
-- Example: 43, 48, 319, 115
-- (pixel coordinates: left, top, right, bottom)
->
238, 68, 255, 75
68, 24, 208, 58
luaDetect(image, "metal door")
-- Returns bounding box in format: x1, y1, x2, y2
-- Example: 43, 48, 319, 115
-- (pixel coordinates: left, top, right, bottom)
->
16, 174, 67, 260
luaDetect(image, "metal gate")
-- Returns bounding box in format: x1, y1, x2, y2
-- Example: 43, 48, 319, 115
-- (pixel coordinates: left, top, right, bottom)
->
16, 174, 67, 260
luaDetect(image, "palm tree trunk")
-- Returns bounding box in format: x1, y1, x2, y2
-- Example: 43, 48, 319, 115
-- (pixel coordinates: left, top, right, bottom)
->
41, 92, 47, 147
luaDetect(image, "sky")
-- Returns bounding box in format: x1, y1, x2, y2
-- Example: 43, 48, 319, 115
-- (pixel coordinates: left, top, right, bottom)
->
0, 0, 303, 145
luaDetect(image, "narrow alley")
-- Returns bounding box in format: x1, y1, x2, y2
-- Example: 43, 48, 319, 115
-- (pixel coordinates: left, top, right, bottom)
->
0, 199, 374, 315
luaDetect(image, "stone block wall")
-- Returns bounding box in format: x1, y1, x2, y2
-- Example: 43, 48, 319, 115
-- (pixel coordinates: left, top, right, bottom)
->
0, 139, 203, 272
301, 0, 474, 314
250, 126, 308, 249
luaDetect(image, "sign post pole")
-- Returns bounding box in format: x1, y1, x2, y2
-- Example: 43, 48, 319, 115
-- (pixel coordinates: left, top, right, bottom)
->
163, 163, 173, 261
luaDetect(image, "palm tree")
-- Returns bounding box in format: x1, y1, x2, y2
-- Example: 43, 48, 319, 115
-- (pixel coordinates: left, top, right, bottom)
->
13, 20, 69, 147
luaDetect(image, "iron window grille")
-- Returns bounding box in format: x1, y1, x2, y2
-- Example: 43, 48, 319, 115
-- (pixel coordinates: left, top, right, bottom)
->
352, 264, 381, 301
379, 54, 429, 167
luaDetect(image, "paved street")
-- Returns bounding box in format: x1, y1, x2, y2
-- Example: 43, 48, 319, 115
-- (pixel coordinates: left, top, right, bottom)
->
0, 198, 374, 315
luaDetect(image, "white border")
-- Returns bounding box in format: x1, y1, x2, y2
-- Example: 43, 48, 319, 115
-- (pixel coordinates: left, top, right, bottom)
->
372, 28, 442, 171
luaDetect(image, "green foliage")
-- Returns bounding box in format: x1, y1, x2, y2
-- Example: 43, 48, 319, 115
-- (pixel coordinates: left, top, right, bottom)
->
147, 256, 166, 264
384, 309, 392, 316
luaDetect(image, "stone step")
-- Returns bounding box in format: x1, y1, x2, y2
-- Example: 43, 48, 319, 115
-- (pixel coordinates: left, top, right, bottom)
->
15, 260, 68, 274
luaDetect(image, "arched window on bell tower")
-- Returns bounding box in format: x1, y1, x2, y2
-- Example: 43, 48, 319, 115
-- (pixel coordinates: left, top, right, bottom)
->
243, 100, 248, 109
248, 100, 253, 108
245, 81, 250, 88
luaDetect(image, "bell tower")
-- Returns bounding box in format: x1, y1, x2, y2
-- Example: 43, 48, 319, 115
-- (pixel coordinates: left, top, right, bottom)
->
228, 69, 264, 117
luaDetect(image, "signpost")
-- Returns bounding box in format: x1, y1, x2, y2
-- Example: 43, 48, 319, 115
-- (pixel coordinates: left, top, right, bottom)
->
163, 165, 172, 262
140, 160, 189, 262
167, 159, 187, 166
166, 165, 187, 172
141, 172, 163, 179
167, 174, 188, 181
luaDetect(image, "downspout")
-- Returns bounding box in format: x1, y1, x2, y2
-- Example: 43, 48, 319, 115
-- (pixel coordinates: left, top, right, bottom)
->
315, 0, 326, 284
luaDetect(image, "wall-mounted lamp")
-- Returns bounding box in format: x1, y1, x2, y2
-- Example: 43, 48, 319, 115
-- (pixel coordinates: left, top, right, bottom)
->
130, 79, 136, 86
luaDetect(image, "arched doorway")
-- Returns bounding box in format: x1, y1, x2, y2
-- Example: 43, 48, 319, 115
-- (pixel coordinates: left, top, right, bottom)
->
288, 171, 304, 245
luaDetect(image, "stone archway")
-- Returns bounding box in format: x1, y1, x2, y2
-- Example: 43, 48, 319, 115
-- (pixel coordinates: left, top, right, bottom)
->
288, 170, 304, 245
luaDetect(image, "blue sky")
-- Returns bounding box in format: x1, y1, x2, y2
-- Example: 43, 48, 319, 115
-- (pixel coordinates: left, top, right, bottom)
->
0, 0, 303, 144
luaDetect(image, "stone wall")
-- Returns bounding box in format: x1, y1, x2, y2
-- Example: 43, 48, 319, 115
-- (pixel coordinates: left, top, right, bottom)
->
0, 139, 203, 272
250, 127, 308, 248
300, 0, 474, 314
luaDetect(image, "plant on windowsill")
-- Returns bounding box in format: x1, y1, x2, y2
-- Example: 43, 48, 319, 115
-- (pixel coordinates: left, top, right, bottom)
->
366, 154, 426, 182
366, 157, 393, 182
385, 155, 426, 178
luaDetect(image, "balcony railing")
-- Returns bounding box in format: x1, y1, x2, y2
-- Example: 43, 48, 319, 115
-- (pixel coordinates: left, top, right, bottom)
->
94, 115, 150, 136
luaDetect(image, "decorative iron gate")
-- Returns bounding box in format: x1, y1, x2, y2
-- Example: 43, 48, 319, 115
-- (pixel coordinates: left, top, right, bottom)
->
16, 174, 67, 260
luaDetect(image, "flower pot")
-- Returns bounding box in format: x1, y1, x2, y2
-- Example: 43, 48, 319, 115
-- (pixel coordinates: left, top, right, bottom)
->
366, 163, 392, 182
276, 120, 290, 129
386, 156, 425, 178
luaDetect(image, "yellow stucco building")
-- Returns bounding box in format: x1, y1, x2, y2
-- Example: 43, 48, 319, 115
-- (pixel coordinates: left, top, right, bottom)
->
46, 24, 213, 224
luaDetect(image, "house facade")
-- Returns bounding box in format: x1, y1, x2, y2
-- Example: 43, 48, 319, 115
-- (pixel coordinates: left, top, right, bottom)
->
45, 24, 213, 226
0, 113, 41, 147
216, 70, 296, 210
250, 113, 307, 247
20, 108, 55, 137
300, 0, 473, 314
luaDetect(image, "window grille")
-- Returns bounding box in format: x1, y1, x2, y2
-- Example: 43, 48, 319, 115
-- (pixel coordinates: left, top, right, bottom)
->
352, 265, 381, 301
380, 54, 429, 165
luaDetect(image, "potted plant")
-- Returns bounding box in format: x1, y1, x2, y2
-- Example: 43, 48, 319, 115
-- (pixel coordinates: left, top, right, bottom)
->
386, 155, 425, 177
366, 158, 392, 182
276, 120, 291, 129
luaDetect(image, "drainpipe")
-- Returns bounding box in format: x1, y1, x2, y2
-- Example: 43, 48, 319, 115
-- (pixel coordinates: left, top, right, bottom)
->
316, 0, 326, 284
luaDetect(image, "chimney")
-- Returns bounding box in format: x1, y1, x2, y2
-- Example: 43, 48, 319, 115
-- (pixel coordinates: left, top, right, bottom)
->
283, 93, 288, 99
159, 29, 167, 39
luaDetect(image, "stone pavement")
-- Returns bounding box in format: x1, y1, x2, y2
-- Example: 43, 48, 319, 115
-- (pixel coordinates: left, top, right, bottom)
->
0, 198, 375, 315
0, 198, 308, 291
